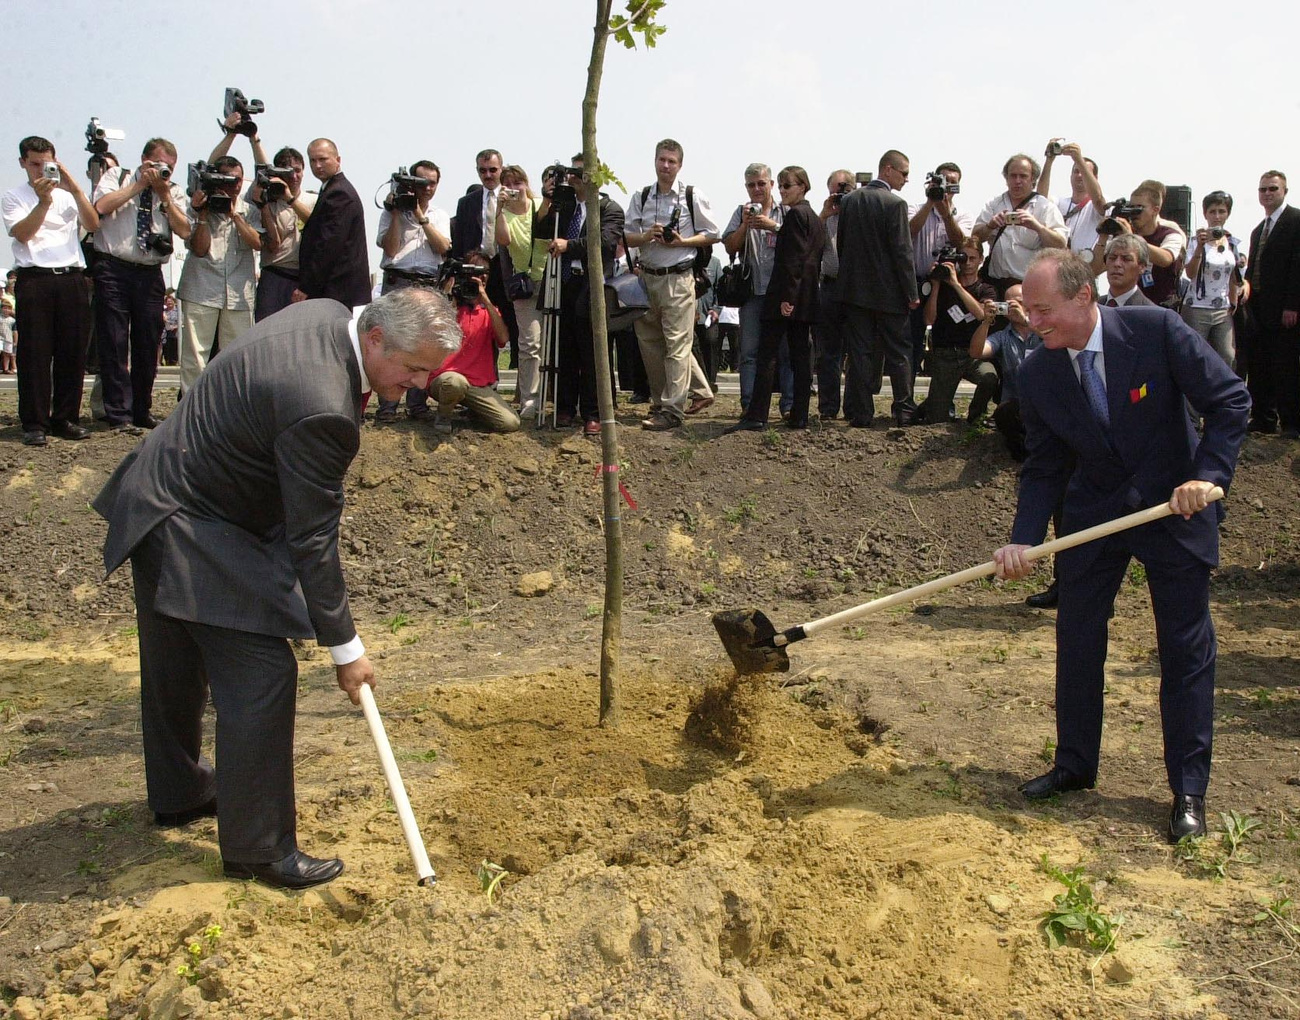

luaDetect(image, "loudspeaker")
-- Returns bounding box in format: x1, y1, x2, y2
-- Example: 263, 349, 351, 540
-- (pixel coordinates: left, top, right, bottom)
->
1163, 184, 1193, 234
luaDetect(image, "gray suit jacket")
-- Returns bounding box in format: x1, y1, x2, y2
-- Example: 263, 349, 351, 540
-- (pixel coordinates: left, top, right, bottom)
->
94, 300, 364, 645
835, 180, 918, 313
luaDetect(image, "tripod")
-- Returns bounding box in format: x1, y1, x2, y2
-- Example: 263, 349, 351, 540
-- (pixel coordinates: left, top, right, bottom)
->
536, 208, 563, 429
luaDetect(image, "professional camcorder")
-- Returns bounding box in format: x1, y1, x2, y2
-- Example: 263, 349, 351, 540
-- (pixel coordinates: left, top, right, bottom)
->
255, 163, 296, 201
439, 256, 490, 301
830, 178, 853, 208
1098, 199, 1145, 236
925, 171, 960, 203
188, 161, 240, 214
543, 162, 580, 208
929, 243, 968, 280
386, 167, 427, 212
85, 117, 125, 156
222, 87, 265, 137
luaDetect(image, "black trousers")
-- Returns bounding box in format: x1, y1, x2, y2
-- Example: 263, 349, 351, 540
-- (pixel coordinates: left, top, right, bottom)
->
94, 257, 164, 426
614, 326, 649, 395
745, 317, 812, 426
557, 278, 599, 422
842, 305, 915, 425
131, 531, 300, 864
1245, 325, 1300, 430
488, 251, 520, 367
814, 286, 846, 418
255, 266, 299, 323
694, 321, 722, 389
13, 270, 91, 433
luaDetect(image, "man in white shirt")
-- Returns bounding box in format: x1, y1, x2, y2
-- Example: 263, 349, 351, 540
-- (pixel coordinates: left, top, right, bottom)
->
971, 154, 1068, 294
623, 139, 719, 429
1037, 140, 1106, 274
1, 136, 100, 446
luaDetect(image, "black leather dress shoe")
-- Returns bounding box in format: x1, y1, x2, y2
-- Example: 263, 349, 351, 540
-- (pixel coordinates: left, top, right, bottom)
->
723, 419, 765, 434
1025, 581, 1059, 609
154, 796, 217, 828
223, 849, 345, 890
1019, 766, 1095, 800
21, 431, 47, 447
51, 422, 91, 441
134, 415, 162, 430
1168, 794, 1207, 842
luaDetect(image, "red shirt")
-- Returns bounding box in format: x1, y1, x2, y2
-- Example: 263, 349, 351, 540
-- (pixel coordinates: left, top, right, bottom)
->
428, 304, 503, 388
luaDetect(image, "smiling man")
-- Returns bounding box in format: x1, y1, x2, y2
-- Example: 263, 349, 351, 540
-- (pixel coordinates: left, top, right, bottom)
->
993, 248, 1249, 844
94, 289, 460, 890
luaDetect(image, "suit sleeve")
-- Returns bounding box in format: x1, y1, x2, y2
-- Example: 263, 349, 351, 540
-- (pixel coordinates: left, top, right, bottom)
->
890, 200, 919, 304
297, 187, 347, 298
1285, 212, 1300, 313
1010, 360, 1075, 546
771, 204, 816, 306
274, 412, 361, 646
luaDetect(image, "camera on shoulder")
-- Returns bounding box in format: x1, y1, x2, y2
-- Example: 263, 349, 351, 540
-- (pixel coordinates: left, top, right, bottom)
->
1097, 199, 1144, 236
385, 167, 427, 212
925, 171, 959, 203
438, 256, 490, 302
187, 160, 239, 215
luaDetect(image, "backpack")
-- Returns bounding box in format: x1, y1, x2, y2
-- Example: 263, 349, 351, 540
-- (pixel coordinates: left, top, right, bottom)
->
640, 184, 714, 297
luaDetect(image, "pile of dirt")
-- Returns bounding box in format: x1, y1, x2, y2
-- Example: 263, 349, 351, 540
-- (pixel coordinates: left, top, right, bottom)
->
2, 391, 1300, 1020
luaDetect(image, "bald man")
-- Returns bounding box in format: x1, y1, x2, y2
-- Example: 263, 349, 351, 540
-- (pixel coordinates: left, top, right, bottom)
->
293, 138, 371, 308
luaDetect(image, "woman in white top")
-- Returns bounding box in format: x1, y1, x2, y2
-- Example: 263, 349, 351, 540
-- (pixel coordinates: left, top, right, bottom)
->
1182, 190, 1241, 369
495, 165, 547, 415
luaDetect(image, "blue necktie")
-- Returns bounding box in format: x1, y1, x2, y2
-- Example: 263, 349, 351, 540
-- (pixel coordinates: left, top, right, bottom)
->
1077, 349, 1110, 429
136, 186, 155, 254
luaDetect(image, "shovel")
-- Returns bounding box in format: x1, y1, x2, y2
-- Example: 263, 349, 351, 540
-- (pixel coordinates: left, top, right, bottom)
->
713, 487, 1224, 675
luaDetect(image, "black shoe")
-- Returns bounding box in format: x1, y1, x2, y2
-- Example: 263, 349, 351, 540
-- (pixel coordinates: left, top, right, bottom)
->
1019, 766, 1094, 800
21, 430, 47, 447
787, 418, 808, 430
848, 418, 874, 428
134, 415, 162, 430
629, 392, 650, 404
1247, 419, 1277, 434
723, 419, 765, 434
110, 421, 143, 436
1168, 794, 1207, 842
223, 849, 345, 890
51, 422, 91, 441
1025, 582, 1059, 609
154, 796, 217, 828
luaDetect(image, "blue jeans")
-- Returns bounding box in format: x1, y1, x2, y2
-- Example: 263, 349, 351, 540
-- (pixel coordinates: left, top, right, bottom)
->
738, 295, 792, 414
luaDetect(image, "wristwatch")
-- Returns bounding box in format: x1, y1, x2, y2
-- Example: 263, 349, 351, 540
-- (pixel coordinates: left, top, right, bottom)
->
417, 217, 429, 227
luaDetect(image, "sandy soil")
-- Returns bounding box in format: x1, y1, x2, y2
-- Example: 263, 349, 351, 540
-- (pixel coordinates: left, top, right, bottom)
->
1, 389, 1298, 1020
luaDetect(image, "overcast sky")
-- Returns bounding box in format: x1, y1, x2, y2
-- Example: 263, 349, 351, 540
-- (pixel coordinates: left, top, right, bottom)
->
5, 0, 1298, 276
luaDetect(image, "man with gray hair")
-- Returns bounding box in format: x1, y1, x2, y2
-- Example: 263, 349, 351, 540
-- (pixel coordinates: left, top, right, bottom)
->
1101, 234, 1155, 307
94, 289, 460, 890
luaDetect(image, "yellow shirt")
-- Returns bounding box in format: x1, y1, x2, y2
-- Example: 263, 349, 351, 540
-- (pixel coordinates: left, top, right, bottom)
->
503, 198, 547, 283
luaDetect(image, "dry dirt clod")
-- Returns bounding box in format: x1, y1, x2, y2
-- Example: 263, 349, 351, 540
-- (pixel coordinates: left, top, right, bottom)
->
516, 571, 555, 597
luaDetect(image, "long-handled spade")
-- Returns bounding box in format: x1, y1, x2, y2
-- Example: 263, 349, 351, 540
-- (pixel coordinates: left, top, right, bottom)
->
358, 685, 436, 886
713, 489, 1224, 675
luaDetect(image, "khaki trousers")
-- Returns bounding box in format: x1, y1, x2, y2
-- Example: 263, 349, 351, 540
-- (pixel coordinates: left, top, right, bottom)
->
634, 269, 697, 421
180, 302, 253, 394
430, 372, 521, 432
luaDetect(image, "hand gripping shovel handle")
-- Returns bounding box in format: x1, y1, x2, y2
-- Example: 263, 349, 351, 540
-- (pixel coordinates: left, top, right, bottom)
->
359, 684, 436, 886
789, 487, 1224, 645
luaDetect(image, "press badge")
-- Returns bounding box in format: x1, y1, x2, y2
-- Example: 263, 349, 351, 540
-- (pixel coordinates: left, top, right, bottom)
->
1140, 269, 1154, 288
948, 304, 971, 324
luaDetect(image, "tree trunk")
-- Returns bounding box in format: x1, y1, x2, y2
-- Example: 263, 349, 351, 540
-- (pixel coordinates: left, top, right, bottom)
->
585, 0, 621, 728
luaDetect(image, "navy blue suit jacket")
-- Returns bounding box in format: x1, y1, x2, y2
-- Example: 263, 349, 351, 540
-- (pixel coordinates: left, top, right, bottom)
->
1010, 306, 1249, 576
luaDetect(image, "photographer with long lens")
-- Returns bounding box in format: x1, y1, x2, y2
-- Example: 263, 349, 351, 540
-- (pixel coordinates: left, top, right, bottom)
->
908, 162, 972, 379
1181, 190, 1240, 368
177, 157, 261, 395
372, 161, 450, 423
92, 137, 190, 433
911, 236, 998, 425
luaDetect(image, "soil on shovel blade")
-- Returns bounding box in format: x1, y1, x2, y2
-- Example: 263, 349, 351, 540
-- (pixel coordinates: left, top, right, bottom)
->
1, 389, 1299, 1020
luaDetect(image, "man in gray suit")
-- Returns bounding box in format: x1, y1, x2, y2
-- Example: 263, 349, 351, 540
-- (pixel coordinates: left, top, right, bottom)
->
836, 150, 920, 426
94, 289, 461, 889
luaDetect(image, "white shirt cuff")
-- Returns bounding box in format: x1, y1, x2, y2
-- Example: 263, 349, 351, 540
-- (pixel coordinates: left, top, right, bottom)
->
329, 635, 365, 666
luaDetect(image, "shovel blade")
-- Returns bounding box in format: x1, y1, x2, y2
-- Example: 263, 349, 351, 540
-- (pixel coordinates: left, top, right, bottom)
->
712, 609, 790, 675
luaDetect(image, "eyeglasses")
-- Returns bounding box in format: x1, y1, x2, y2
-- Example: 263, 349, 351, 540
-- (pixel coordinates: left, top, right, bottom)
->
477, 166, 501, 176
1259, 185, 1281, 192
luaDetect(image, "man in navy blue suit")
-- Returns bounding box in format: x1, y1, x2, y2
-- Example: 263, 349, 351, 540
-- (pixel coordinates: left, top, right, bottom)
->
994, 249, 1249, 843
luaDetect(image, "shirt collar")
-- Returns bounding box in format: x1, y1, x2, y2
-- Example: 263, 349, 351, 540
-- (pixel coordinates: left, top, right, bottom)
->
348, 311, 370, 394
1068, 308, 1105, 362
1112, 286, 1139, 304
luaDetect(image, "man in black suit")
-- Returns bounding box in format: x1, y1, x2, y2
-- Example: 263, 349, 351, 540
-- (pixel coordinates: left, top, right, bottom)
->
293, 138, 371, 308
450, 148, 518, 362
94, 289, 462, 889
835, 150, 919, 426
1243, 170, 1300, 435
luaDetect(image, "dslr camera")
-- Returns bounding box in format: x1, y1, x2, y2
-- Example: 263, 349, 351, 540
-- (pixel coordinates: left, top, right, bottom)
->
438, 256, 490, 302
222, 87, 265, 138
255, 163, 296, 202
1098, 199, 1144, 236
662, 204, 683, 243
187, 160, 240, 215
386, 166, 428, 212
929, 243, 968, 280
925, 171, 960, 203
831, 179, 853, 208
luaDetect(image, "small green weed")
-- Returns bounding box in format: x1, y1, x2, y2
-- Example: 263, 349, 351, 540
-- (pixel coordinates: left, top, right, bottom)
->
584, 604, 602, 620
478, 860, 508, 904
1175, 811, 1262, 880
176, 924, 223, 985
699, 582, 717, 596
1126, 562, 1147, 587
1039, 736, 1057, 763
386, 612, 412, 635
1039, 856, 1121, 954
759, 428, 782, 449
724, 496, 759, 524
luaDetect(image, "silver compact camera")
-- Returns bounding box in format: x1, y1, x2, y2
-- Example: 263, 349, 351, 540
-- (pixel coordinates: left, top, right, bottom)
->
42, 162, 60, 182
745, 203, 761, 215
993, 301, 1010, 316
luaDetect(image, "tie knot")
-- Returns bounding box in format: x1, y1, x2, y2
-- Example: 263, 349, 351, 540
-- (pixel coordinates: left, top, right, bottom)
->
1078, 349, 1095, 368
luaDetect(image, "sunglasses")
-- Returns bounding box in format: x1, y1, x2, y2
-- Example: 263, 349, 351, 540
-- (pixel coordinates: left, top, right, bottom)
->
1259, 185, 1281, 192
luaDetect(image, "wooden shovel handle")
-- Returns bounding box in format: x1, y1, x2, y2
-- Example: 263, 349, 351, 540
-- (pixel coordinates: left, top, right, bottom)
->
800, 487, 1224, 640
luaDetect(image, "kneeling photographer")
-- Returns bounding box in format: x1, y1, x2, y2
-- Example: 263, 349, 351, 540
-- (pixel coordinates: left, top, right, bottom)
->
424, 255, 519, 434
177, 156, 261, 395
910, 236, 999, 425
373, 161, 451, 423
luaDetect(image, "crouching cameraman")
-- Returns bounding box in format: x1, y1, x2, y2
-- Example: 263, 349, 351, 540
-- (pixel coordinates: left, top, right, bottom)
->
910, 236, 999, 425
425, 255, 520, 434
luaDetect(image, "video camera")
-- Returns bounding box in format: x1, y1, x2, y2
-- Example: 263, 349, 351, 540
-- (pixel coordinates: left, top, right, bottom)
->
1098, 199, 1145, 237
925, 171, 960, 203
187, 160, 240, 214
543, 162, 580, 208
385, 166, 428, 212
438, 256, 490, 302
929, 243, 968, 280
85, 117, 125, 156
222, 87, 265, 138
255, 163, 296, 202
831, 178, 853, 209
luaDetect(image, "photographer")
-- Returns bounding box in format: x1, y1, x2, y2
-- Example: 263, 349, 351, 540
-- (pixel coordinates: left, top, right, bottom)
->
1037, 140, 1106, 275
1, 135, 98, 446
908, 162, 972, 378
1087, 180, 1185, 308
177, 156, 261, 395
911, 237, 998, 425
970, 282, 1042, 461
426, 255, 519, 434
494, 165, 546, 416
815, 169, 853, 419
92, 137, 190, 433
971, 154, 1067, 295
722, 163, 790, 417
253, 148, 315, 321
372, 161, 451, 423
1181, 190, 1240, 368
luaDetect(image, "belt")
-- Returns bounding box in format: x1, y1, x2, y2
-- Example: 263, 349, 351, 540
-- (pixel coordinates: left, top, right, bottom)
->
640, 261, 693, 277
100, 253, 163, 271
822, 275, 837, 286
383, 266, 441, 285
261, 264, 299, 280
15, 265, 82, 276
